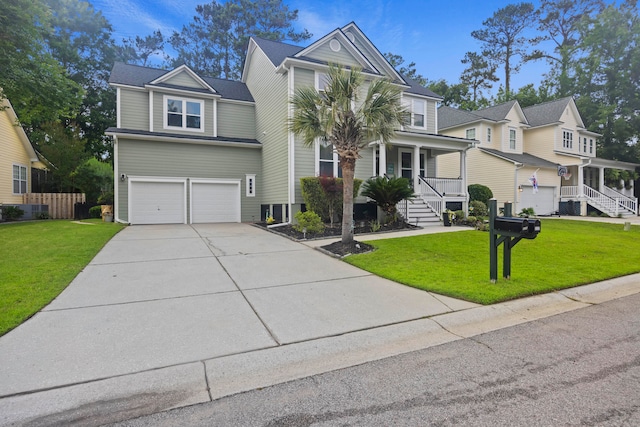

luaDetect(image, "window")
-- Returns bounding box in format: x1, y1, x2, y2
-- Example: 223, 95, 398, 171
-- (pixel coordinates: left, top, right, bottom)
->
466, 128, 476, 140
316, 72, 329, 92
562, 130, 573, 149
487, 127, 491, 143
583, 137, 587, 153
164, 96, 204, 131
411, 100, 425, 128
509, 128, 516, 150
318, 142, 342, 177
589, 138, 594, 154
13, 164, 27, 194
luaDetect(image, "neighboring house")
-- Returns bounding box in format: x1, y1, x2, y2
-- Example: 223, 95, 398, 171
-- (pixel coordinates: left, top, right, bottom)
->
107, 22, 475, 225
437, 97, 638, 217
0, 97, 41, 205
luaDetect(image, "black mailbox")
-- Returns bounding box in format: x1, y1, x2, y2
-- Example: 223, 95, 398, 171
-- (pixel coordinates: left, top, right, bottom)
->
494, 217, 541, 239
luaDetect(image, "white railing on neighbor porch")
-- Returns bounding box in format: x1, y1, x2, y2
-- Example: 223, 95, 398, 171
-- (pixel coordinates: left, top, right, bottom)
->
561, 184, 632, 216
602, 186, 638, 215
423, 177, 464, 196
418, 177, 443, 216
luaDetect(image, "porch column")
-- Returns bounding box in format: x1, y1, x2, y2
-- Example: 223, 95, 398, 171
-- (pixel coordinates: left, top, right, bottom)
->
413, 145, 420, 190
598, 167, 605, 192
578, 164, 584, 196
379, 142, 386, 177
461, 148, 469, 216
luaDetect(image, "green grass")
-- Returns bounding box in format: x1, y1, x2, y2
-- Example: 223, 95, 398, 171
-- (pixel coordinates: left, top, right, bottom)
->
0, 220, 124, 336
345, 219, 640, 305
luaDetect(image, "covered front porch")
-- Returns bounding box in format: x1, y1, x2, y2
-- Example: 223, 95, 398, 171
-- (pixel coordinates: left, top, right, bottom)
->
559, 158, 639, 216
372, 132, 474, 224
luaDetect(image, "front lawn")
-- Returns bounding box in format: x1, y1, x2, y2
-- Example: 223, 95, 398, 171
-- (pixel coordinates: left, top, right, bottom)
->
345, 219, 640, 304
0, 220, 124, 336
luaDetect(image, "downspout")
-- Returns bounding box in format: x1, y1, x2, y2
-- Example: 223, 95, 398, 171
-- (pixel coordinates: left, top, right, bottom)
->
112, 135, 127, 224
514, 162, 525, 213
462, 142, 475, 217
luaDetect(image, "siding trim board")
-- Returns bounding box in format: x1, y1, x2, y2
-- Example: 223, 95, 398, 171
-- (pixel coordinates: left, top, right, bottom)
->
106, 128, 261, 149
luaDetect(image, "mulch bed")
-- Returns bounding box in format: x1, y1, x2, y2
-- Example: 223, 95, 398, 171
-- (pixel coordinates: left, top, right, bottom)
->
255, 221, 418, 257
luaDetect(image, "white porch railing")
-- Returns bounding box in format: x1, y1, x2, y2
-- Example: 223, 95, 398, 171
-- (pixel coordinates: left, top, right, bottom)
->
602, 186, 638, 215
561, 184, 636, 216
418, 177, 443, 216
423, 177, 464, 196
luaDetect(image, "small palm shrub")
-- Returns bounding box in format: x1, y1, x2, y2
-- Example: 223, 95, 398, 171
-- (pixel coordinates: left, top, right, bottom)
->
361, 176, 415, 223
294, 210, 325, 234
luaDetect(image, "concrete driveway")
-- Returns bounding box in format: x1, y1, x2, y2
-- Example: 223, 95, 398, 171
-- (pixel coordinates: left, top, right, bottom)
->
0, 223, 474, 418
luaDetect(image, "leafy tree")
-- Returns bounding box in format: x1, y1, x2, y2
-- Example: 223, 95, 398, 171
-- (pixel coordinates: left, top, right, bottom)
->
460, 51, 499, 106
38, 122, 89, 192
528, 0, 604, 96
471, 2, 539, 95
361, 176, 415, 223
291, 65, 406, 243
71, 158, 113, 205
383, 53, 427, 86
170, 0, 311, 79
573, 0, 640, 162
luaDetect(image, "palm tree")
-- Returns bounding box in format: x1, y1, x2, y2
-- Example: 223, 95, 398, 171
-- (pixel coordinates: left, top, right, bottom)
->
290, 65, 406, 243
361, 176, 415, 223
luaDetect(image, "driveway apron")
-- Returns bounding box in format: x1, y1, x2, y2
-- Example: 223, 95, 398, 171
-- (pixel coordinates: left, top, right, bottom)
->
0, 223, 456, 398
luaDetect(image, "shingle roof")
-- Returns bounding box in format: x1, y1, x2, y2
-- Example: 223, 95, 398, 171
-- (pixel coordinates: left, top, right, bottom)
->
109, 62, 254, 102
479, 148, 560, 168
402, 75, 443, 99
474, 100, 519, 121
437, 105, 486, 129
522, 97, 572, 127
252, 37, 303, 67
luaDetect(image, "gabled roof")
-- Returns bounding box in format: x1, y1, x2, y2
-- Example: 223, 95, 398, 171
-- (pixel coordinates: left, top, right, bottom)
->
109, 62, 254, 102
474, 100, 519, 121
522, 97, 573, 127
1, 96, 39, 162
479, 148, 560, 169
437, 105, 487, 129
402, 75, 443, 100
252, 37, 303, 68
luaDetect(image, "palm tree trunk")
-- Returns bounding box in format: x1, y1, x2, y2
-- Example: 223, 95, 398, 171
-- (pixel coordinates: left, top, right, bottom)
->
341, 157, 356, 244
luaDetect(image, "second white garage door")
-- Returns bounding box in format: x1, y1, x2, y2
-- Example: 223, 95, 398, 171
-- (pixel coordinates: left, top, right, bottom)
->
520, 186, 557, 216
190, 179, 241, 223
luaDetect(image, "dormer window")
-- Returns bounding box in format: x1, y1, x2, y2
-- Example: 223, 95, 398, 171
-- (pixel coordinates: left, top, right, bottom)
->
487, 127, 491, 143
509, 128, 516, 150
466, 128, 476, 140
164, 96, 204, 131
411, 100, 425, 128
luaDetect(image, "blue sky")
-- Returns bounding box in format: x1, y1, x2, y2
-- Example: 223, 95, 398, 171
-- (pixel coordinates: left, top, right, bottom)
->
91, 0, 550, 95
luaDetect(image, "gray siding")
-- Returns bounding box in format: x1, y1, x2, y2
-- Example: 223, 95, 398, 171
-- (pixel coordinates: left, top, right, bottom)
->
245, 45, 289, 204
164, 71, 204, 88
294, 68, 314, 90
217, 102, 255, 139
153, 92, 215, 137
307, 43, 361, 68
117, 138, 261, 222
120, 89, 149, 130
294, 135, 314, 202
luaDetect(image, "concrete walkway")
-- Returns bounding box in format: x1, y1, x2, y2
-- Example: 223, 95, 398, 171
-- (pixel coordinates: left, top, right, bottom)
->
0, 220, 639, 426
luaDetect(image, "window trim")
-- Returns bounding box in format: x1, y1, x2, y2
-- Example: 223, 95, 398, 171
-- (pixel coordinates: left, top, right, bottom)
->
315, 140, 341, 178
465, 128, 476, 140
486, 127, 491, 143
246, 174, 256, 197
410, 99, 426, 129
163, 95, 205, 132
508, 128, 517, 150
562, 129, 574, 150
315, 72, 329, 92
12, 164, 28, 195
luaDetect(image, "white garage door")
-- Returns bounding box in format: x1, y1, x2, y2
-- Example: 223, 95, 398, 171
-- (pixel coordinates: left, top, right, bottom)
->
129, 179, 186, 224
191, 180, 241, 223
520, 186, 557, 216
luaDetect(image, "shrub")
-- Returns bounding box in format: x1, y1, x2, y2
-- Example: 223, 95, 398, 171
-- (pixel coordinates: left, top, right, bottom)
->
469, 200, 488, 217
468, 184, 493, 205
37, 212, 50, 220
300, 177, 363, 224
89, 205, 102, 218
453, 210, 465, 224
361, 176, 415, 223
293, 210, 324, 234
1, 206, 25, 221
519, 207, 535, 217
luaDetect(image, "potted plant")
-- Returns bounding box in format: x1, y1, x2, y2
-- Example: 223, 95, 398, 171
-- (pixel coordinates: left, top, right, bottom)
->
443, 210, 455, 227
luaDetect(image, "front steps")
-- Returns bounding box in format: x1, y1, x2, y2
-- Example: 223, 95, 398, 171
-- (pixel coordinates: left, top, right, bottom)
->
405, 198, 441, 226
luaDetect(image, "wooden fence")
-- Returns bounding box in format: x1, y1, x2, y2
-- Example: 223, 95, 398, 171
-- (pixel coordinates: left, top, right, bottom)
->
23, 193, 86, 219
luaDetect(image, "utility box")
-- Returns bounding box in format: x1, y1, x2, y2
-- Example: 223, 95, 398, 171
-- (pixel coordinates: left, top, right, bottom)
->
494, 217, 541, 239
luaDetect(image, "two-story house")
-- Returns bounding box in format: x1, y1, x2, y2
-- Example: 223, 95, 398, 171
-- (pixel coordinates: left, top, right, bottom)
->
437, 97, 638, 217
107, 22, 475, 225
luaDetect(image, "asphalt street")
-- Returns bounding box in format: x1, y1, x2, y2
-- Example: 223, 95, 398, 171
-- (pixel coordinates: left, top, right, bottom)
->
109, 292, 640, 426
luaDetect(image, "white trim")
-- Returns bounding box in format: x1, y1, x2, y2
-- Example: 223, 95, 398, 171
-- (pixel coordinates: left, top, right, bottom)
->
411, 99, 426, 129
12, 163, 28, 195
105, 130, 261, 149
128, 176, 188, 225
217, 98, 254, 106
110, 83, 147, 92
288, 66, 296, 207
149, 64, 217, 93
189, 178, 241, 224
116, 87, 121, 128
213, 98, 217, 137
113, 136, 123, 223
148, 90, 154, 132
144, 85, 220, 99
162, 95, 205, 133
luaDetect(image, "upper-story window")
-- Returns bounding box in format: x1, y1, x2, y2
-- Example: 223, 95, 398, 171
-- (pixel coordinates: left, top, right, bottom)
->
589, 138, 594, 154
487, 127, 491, 143
411, 100, 425, 128
13, 164, 27, 194
465, 128, 476, 140
562, 130, 573, 149
318, 141, 342, 178
316, 72, 329, 92
583, 137, 587, 153
509, 128, 516, 150
164, 96, 204, 131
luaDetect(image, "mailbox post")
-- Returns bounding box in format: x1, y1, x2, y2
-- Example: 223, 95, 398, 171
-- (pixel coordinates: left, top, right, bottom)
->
488, 199, 541, 282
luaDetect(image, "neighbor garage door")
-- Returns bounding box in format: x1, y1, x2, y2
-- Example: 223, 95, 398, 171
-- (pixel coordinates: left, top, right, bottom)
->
190, 179, 241, 223
129, 179, 186, 224
520, 186, 557, 216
